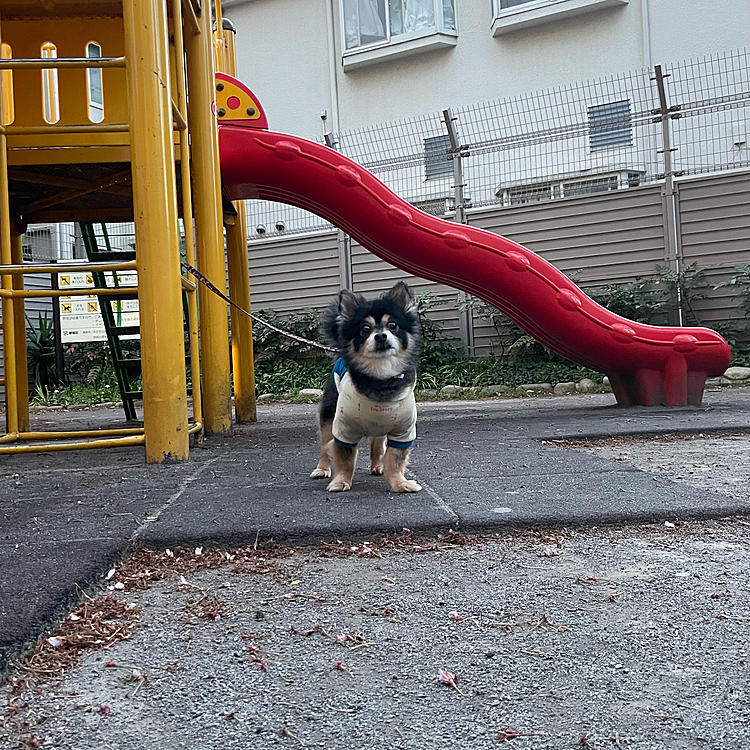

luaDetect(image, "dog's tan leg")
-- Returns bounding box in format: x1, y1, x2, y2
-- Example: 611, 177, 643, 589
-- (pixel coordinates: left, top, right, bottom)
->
310, 420, 334, 479
370, 436, 386, 475
328, 442, 357, 492
384, 445, 421, 493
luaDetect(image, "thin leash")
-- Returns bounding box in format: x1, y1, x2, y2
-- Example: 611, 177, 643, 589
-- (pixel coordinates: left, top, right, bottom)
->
181, 260, 339, 353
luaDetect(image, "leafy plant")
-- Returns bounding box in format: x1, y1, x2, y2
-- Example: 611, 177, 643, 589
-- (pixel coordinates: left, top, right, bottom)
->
656, 262, 707, 325
254, 359, 330, 395
459, 296, 522, 358
31, 380, 122, 407
26, 313, 58, 391
586, 277, 667, 324
722, 264, 750, 318
414, 291, 461, 371
252, 308, 325, 366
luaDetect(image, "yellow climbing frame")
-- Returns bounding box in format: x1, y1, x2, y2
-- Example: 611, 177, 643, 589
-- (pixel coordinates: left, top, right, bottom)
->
0, 0, 256, 461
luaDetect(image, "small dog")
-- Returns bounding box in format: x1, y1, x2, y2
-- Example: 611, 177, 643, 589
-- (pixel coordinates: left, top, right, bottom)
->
311, 281, 422, 493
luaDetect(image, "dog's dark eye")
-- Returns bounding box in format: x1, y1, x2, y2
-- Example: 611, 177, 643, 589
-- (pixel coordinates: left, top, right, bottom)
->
388, 322, 399, 333
361, 325, 372, 336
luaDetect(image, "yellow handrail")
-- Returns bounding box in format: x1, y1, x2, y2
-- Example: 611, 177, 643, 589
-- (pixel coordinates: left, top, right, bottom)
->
0, 286, 138, 298
0, 261, 136, 275
5, 123, 128, 135
0, 57, 126, 70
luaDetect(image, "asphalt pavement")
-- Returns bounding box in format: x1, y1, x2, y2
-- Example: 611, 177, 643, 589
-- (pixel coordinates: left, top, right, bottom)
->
2, 388, 750, 677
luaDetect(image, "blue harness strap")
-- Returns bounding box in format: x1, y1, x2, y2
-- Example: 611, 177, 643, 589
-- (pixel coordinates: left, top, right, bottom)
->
332, 357, 347, 394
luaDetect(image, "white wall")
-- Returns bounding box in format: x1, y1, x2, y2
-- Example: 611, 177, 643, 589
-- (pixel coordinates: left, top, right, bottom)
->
227, 0, 333, 139
227, 0, 749, 138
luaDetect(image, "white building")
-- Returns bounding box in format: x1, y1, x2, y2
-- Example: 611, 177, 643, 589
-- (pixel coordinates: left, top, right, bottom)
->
224, 0, 749, 141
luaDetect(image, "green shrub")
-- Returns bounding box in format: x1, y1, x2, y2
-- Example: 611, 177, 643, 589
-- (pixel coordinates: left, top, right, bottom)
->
586, 277, 667, 324
26, 313, 58, 391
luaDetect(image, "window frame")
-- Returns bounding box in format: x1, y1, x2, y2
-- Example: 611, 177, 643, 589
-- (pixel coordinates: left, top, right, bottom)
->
491, 0, 629, 37
340, 0, 458, 71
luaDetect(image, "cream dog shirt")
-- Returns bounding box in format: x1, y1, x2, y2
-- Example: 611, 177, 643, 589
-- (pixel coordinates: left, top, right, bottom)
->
331, 361, 417, 449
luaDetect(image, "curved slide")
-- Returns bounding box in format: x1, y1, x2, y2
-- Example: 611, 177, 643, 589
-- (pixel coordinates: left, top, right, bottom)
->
215, 75, 731, 407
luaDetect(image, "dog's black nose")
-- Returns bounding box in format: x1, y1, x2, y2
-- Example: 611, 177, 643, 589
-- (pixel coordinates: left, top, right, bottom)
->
374, 332, 388, 343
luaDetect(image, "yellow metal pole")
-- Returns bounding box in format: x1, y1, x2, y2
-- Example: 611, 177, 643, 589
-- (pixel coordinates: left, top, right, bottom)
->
172, 0, 203, 435
221, 21, 256, 423
0, 435, 145, 454
0, 260, 137, 275
0, 19, 19, 437
123, 0, 189, 462
185, 0, 232, 435
10, 225, 29, 431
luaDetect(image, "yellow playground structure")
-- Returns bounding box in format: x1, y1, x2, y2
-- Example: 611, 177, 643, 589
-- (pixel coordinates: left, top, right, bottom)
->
0, 0, 256, 462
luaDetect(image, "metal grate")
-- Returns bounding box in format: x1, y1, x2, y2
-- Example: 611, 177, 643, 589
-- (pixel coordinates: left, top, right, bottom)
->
588, 99, 633, 151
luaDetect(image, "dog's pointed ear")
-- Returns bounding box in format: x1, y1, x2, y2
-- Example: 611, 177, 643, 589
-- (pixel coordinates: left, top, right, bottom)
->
386, 281, 416, 313
338, 289, 360, 318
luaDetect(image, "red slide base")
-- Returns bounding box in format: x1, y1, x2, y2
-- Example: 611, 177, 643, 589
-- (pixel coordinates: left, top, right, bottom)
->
218, 122, 732, 408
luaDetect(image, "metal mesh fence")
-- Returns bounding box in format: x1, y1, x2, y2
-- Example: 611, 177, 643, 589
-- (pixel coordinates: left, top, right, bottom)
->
246, 49, 749, 238
20, 223, 75, 261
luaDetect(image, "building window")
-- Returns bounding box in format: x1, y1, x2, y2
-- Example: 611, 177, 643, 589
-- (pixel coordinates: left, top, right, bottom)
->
86, 42, 105, 123
588, 100, 632, 151
342, 0, 456, 52
424, 134, 452, 179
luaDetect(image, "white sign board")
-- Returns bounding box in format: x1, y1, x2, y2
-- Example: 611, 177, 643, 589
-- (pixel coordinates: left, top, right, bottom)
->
58, 267, 139, 344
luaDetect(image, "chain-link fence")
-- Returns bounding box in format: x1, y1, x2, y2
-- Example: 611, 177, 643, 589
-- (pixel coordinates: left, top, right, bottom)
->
246, 49, 750, 239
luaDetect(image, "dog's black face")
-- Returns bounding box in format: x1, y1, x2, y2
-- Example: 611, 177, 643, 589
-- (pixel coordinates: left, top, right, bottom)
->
322, 281, 421, 401
341, 294, 418, 378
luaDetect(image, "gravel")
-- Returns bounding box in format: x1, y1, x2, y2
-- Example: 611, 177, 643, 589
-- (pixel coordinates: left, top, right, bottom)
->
3, 435, 750, 750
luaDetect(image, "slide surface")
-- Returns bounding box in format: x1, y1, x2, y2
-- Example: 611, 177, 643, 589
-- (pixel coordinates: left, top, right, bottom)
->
215, 78, 731, 406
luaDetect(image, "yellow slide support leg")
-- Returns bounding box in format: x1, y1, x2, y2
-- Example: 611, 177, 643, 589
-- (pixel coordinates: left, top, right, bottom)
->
186, 3, 232, 436
221, 21, 256, 424
123, 0, 188, 461
10, 224, 29, 432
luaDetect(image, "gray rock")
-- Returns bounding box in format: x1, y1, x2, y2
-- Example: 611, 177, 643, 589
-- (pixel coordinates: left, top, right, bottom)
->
576, 378, 597, 393
439, 385, 464, 395
257, 393, 275, 403
706, 377, 723, 387
724, 366, 750, 381
298, 388, 324, 398
520, 383, 553, 393
418, 389, 438, 398
553, 381, 576, 395
602, 376, 610, 387
483, 384, 513, 396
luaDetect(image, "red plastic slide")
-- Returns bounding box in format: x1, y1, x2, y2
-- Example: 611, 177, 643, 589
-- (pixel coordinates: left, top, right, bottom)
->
215, 74, 731, 407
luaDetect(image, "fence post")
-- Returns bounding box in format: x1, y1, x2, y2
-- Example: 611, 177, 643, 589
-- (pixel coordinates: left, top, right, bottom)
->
325, 132, 353, 291
653, 64, 685, 326
442, 108, 474, 355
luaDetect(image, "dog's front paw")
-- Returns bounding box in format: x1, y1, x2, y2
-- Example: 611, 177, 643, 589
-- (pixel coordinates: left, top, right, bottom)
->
389, 479, 422, 493
370, 464, 384, 476
310, 467, 331, 479
327, 478, 352, 492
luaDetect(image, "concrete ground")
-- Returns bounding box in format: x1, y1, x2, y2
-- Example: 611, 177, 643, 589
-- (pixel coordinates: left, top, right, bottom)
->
1, 389, 750, 748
